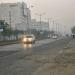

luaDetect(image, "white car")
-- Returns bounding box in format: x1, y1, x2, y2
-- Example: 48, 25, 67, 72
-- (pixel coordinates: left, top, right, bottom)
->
22, 34, 35, 44
52, 36, 57, 39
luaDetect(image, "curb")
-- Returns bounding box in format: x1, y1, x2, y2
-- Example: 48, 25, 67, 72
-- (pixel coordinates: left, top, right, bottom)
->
0, 41, 20, 46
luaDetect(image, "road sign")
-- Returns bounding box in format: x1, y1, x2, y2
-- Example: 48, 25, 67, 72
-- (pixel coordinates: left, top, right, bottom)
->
0, 25, 3, 32
0, 29, 3, 32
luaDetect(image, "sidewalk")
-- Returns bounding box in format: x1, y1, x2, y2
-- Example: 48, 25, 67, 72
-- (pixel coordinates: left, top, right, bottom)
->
33, 39, 75, 75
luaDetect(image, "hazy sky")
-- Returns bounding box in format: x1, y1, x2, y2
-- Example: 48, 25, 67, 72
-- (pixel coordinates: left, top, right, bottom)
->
26, 0, 75, 25
1, 0, 75, 23
1, 0, 75, 33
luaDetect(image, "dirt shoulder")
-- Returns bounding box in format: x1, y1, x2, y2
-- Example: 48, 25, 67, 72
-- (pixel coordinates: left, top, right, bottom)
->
33, 39, 75, 75
0, 40, 19, 46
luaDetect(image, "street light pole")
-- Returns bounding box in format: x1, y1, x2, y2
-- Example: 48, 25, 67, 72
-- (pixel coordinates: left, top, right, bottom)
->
40, 14, 41, 27
47, 18, 52, 32
52, 20, 55, 32
39, 14, 42, 31
26, 8, 30, 33
55, 22, 58, 34
26, 8, 32, 34
22, 5, 34, 34
36, 13, 45, 31
9, 11, 11, 30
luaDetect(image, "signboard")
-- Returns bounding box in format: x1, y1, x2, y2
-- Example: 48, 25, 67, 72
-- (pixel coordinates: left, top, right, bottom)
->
0, 25, 3, 32
0, 29, 3, 32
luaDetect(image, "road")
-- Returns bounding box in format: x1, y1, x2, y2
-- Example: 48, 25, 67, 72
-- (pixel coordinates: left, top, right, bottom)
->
0, 37, 71, 75
0, 38, 56, 51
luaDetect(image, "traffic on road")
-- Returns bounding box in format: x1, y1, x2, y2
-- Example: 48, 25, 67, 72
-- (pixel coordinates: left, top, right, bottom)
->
0, 0, 75, 75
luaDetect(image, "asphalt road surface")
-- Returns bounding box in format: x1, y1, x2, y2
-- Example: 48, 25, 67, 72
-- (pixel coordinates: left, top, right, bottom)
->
0, 37, 71, 75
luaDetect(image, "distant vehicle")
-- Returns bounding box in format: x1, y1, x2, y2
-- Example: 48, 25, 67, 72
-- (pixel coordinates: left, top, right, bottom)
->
52, 36, 57, 39
48, 35, 50, 38
22, 34, 36, 44
48, 34, 52, 38
71, 34, 75, 38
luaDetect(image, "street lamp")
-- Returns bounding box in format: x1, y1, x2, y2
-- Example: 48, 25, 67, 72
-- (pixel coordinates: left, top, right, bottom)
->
22, 2, 34, 34
47, 18, 53, 32
51, 20, 55, 32
35, 13, 45, 31
9, 10, 11, 30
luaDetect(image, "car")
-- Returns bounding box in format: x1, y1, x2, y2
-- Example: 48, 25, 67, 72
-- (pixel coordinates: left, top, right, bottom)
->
22, 34, 36, 44
52, 36, 57, 39
48, 35, 51, 38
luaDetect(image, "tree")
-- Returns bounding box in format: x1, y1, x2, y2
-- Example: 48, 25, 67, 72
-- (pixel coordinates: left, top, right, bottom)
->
0, 20, 25, 40
1, 22, 12, 40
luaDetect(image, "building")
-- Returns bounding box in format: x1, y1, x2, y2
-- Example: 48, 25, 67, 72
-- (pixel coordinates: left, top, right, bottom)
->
31, 19, 50, 31
0, 2, 31, 31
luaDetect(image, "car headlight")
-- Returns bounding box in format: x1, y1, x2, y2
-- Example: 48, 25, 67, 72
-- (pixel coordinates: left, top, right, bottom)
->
28, 38, 32, 41
23, 38, 27, 42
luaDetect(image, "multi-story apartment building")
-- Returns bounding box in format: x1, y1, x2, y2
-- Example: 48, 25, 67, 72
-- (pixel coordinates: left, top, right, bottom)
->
0, 2, 31, 31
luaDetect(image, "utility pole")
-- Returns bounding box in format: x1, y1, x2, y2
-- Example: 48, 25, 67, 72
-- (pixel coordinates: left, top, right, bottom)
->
26, 8, 30, 33
22, 2, 34, 34
40, 14, 42, 30
26, 8, 31, 34
48, 18, 49, 31
47, 18, 52, 32
52, 20, 55, 32
9, 11, 11, 30
8, 10, 12, 40
36, 13, 45, 31
64, 25, 66, 35
55, 23, 57, 34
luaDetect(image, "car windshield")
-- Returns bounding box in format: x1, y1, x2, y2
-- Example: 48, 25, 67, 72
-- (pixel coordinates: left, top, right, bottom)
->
25, 36, 32, 38
0, 0, 75, 75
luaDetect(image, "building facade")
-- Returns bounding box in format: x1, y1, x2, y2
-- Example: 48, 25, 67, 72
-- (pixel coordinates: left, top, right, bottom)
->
31, 19, 50, 31
0, 2, 31, 31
